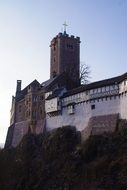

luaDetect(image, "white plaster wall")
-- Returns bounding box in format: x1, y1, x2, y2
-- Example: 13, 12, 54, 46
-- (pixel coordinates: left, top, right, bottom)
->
91, 97, 120, 117
46, 102, 91, 131
46, 96, 120, 132
120, 93, 127, 119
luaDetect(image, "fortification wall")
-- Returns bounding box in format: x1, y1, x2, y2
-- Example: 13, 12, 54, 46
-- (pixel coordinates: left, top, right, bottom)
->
120, 92, 127, 119
46, 95, 120, 132
35, 119, 46, 134
4, 125, 14, 148
12, 121, 29, 147
81, 113, 119, 141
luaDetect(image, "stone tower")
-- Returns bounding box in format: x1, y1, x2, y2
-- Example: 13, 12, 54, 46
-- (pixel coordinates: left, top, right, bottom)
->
50, 30, 80, 84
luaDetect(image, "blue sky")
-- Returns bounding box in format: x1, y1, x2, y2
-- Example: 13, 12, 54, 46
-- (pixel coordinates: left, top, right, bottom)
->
0, 0, 127, 144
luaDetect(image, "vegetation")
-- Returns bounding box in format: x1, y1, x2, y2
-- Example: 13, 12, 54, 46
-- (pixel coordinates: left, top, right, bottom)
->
80, 63, 91, 84
0, 126, 127, 190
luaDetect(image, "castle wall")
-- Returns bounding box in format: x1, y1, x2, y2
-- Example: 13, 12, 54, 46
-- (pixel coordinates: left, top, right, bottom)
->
35, 119, 46, 134
46, 95, 120, 132
4, 125, 14, 148
12, 121, 29, 147
15, 99, 26, 122
120, 92, 127, 119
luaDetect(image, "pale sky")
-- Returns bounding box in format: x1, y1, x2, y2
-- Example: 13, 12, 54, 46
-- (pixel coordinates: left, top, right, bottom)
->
0, 0, 127, 144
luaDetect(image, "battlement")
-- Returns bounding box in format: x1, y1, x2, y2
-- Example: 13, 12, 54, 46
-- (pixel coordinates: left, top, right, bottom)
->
51, 33, 80, 45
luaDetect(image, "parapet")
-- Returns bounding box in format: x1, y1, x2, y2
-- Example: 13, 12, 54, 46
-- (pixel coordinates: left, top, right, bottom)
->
54, 32, 80, 41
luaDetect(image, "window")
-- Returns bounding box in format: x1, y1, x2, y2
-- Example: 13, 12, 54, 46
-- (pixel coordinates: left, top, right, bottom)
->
28, 96, 31, 102
98, 88, 102, 93
67, 44, 74, 50
40, 108, 42, 115
26, 111, 28, 117
33, 96, 38, 102
102, 87, 105, 92
112, 85, 115, 89
28, 110, 31, 116
32, 110, 36, 118
67, 104, 75, 114
19, 105, 22, 112
106, 86, 109, 91
91, 104, 95, 110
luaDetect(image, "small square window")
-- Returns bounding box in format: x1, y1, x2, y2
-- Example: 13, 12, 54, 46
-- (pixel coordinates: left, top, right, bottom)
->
91, 104, 95, 110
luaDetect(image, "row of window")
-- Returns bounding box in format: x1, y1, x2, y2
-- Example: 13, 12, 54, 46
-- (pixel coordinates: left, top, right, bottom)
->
18, 105, 43, 116
25, 95, 44, 105
63, 85, 119, 104
66, 44, 74, 49
25, 109, 43, 118
53, 44, 74, 51
67, 104, 95, 115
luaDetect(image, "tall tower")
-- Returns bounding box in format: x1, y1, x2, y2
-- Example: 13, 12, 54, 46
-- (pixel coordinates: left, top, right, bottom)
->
50, 28, 80, 84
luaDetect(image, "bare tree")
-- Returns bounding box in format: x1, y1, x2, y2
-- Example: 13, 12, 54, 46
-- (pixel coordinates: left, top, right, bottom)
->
80, 63, 91, 84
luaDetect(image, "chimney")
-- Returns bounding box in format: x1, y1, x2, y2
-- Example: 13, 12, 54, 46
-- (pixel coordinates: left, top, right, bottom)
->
16, 80, 22, 97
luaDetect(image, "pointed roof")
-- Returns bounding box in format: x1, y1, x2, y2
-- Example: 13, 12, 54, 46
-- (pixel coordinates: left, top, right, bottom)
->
16, 79, 40, 101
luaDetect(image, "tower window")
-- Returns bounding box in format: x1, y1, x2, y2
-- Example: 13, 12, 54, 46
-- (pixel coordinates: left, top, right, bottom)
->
67, 44, 74, 50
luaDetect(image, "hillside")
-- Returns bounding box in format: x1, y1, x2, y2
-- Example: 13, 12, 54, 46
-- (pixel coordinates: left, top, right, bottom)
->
0, 126, 127, 190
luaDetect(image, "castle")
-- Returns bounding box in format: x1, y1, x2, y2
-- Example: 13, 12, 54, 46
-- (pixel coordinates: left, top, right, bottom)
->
5, 29, 127, 148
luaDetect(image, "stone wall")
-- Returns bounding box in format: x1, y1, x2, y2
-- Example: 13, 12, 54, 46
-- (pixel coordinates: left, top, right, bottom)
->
12, 121, 29, 147
91, 114, 119, 135
4, 125, 14, 148
35, 119, 46, 134
81, 114, 119, 141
